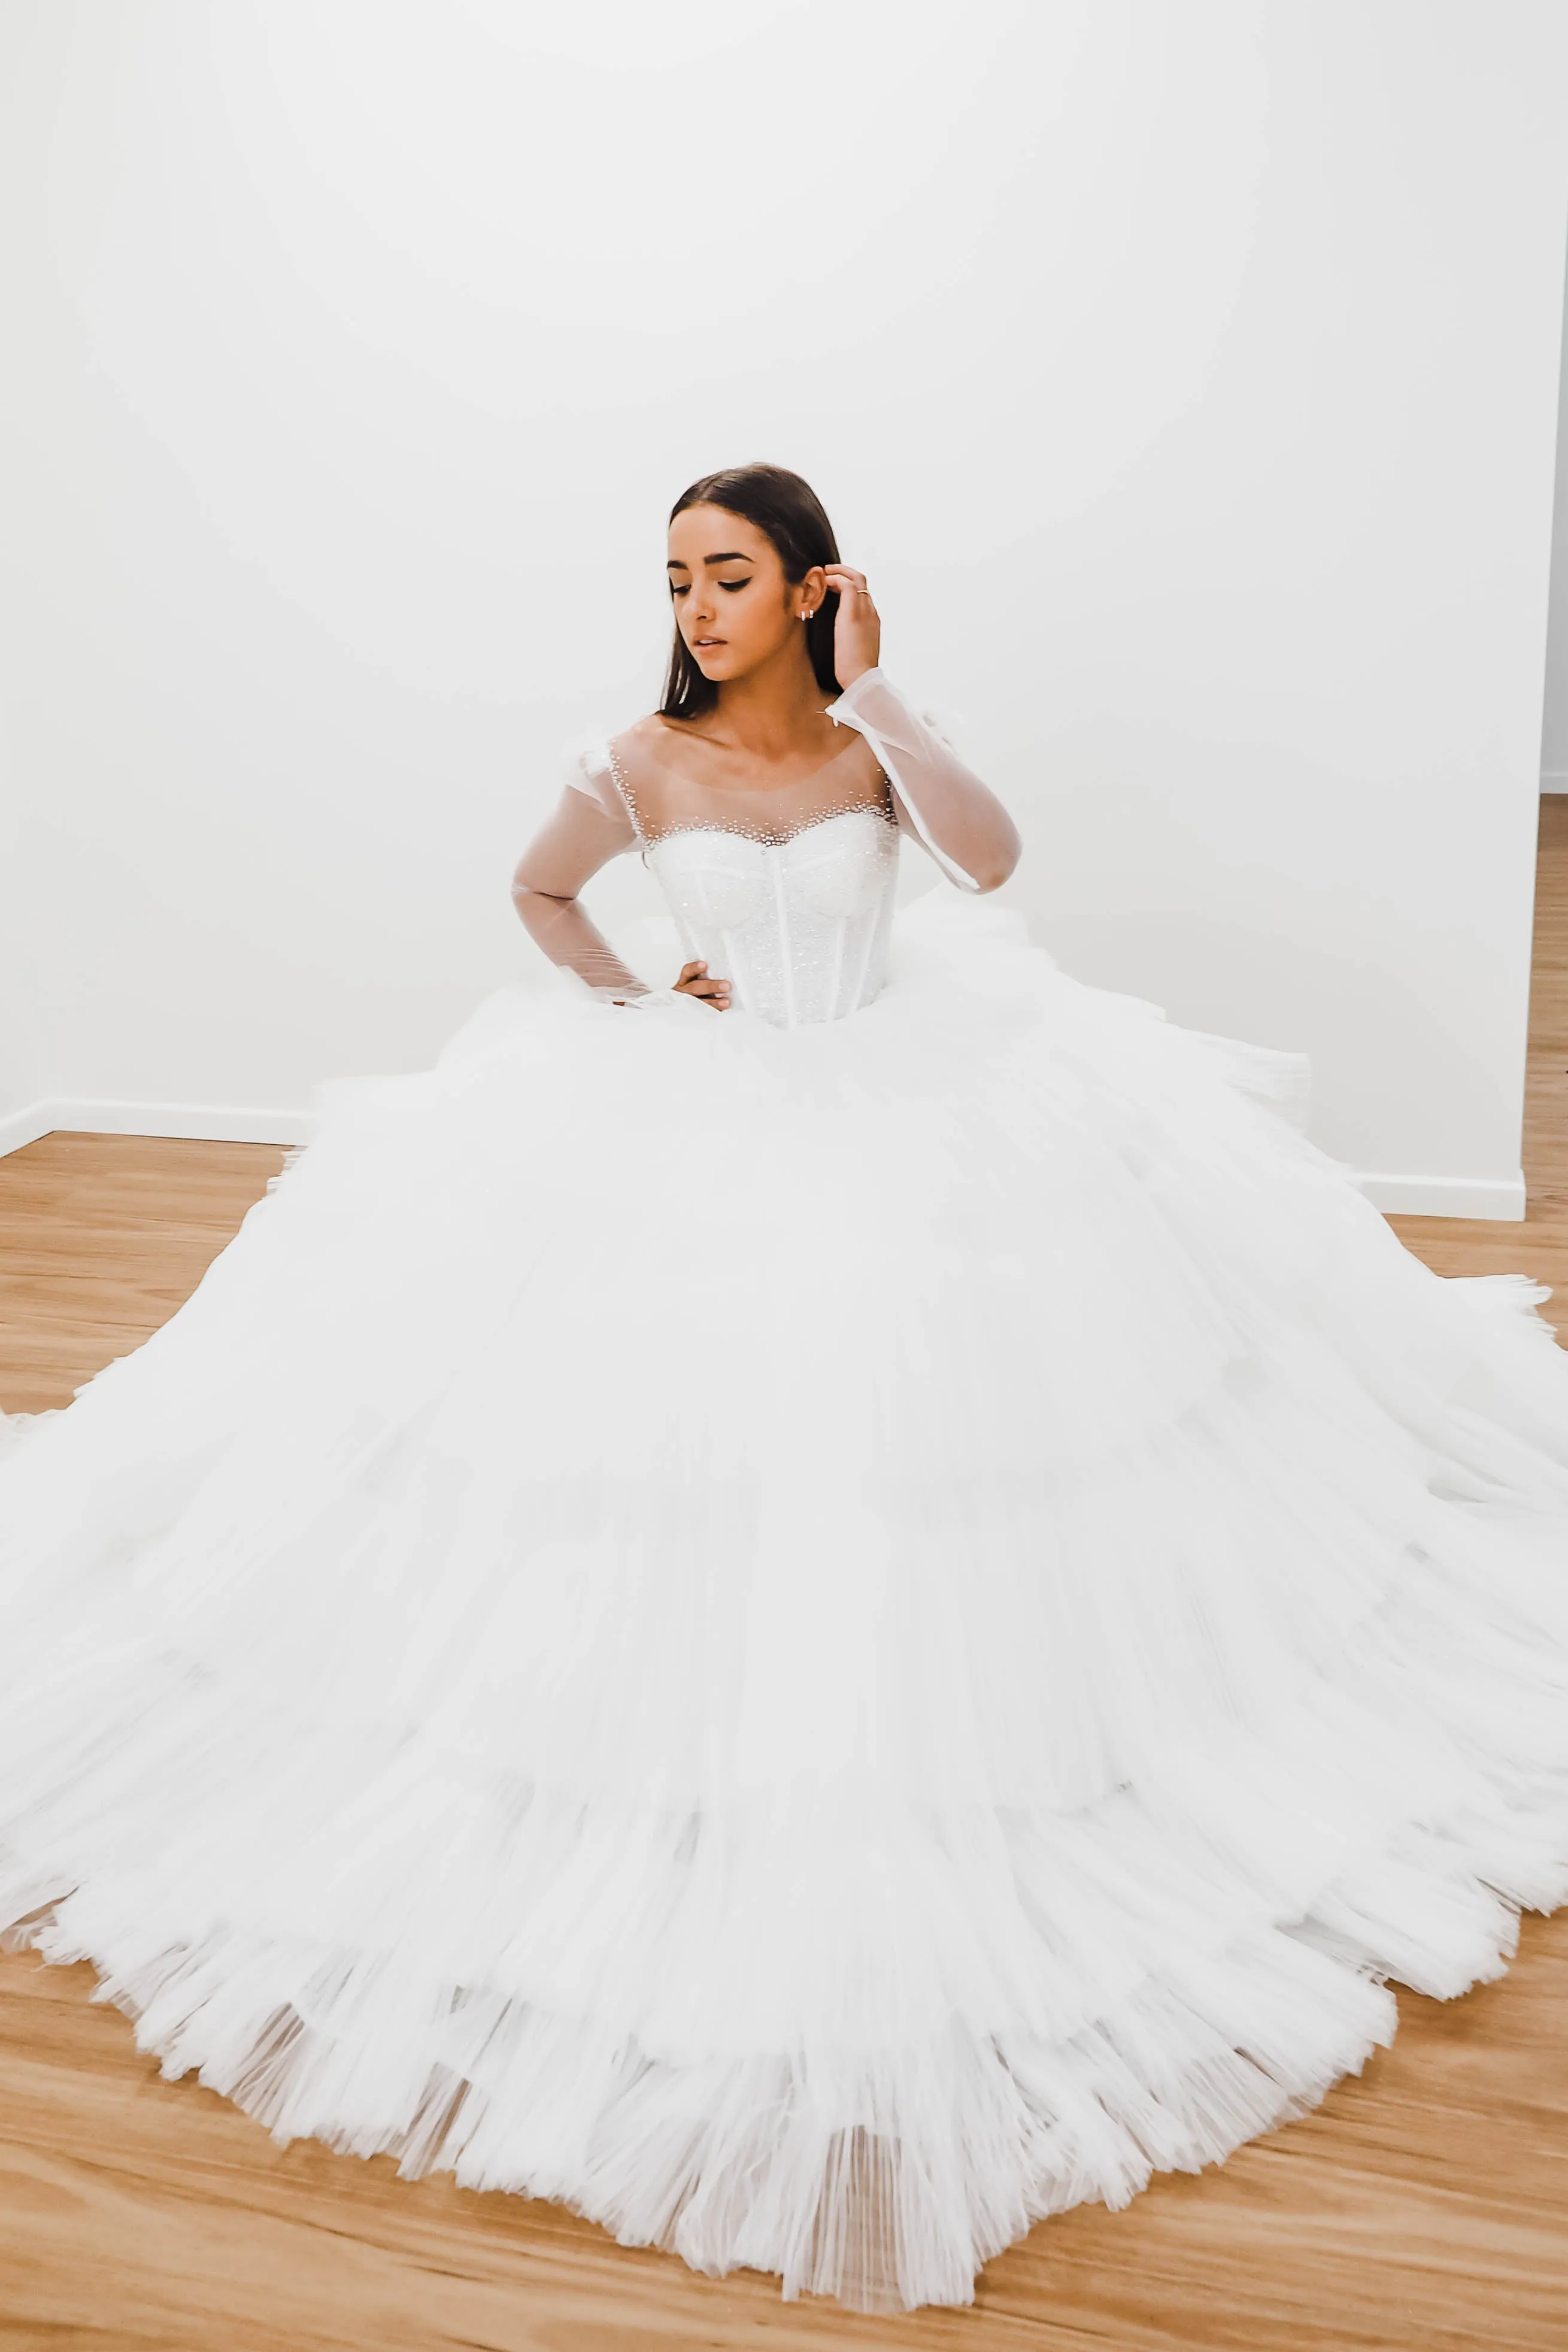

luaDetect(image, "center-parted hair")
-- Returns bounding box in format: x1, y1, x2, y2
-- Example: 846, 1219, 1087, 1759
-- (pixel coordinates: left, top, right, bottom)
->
661, 463, 842, 719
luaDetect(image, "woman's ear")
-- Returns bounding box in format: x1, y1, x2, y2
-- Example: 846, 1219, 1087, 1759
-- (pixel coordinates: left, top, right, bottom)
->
798, 563, 828, 620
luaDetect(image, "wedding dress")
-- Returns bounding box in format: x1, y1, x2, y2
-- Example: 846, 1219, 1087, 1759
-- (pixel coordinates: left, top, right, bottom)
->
3, 669, 1568, 2314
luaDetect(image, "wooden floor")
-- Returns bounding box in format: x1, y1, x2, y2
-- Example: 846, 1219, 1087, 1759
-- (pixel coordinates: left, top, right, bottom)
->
1, 808, 1567, 2348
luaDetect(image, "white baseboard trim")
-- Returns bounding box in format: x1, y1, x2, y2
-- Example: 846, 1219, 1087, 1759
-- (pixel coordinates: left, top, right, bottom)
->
1355, 1169, 1527, 1221
1542, 772, 1568, 793
0, 1097, 313, 1155
0, 1101, 59, 1158
0, 1100, 1531, 1222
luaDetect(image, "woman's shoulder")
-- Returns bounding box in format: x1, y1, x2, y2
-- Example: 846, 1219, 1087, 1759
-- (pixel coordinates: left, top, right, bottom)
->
565, 715, 679, 789
577, 714, 705, 828
618, 711, 711, 755
611, 711, 732, 785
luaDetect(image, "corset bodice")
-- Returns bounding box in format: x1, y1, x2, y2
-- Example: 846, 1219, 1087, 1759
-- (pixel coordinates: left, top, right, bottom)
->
553, 669, 1013, 1025
644, 807, 900, 1029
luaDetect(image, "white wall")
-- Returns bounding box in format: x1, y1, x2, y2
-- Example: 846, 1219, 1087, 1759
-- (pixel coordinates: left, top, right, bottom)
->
1542, 228, 1568, 790
3, 0, 1566, 1213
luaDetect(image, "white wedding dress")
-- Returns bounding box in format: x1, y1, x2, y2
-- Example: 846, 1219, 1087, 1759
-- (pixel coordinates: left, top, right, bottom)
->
3, 671, 1568, 2314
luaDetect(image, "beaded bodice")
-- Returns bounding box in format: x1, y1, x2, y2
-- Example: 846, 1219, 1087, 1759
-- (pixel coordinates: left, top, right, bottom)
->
605, 741, 901, 1030
645, 808, 899, 1028
527, 669, 1017, 1019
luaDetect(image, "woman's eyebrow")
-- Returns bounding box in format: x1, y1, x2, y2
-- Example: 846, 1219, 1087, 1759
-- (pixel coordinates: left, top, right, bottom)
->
665, 553, 754, 569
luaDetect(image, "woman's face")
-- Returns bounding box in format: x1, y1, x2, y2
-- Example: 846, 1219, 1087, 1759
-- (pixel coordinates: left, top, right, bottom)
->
666, 504, 821, 686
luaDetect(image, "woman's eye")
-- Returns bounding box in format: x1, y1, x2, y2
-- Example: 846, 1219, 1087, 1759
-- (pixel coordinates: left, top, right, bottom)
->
718, 578, 752, 593
670, 583, 688, 598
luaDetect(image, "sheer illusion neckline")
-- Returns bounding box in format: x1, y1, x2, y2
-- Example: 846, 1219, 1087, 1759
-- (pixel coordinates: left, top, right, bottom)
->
644, 721, 862, 799
605, 731, 893, 851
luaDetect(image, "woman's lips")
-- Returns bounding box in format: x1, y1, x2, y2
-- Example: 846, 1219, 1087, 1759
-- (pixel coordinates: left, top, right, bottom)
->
693, 637, 726, 649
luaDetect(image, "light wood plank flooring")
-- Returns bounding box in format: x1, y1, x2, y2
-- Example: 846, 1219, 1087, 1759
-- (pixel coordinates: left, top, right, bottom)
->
1, 805, 1566, 2348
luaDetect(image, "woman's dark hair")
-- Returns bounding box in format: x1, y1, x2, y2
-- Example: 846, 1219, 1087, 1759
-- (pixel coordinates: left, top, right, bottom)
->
660, 463, 841, 719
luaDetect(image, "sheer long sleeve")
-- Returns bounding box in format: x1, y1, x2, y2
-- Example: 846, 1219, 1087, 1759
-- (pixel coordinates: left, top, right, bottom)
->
511, 756, 648, 998
826, 669, 1020, 892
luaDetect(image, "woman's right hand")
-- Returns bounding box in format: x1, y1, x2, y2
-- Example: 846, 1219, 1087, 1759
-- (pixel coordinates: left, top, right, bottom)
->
673, 959, 731, 1011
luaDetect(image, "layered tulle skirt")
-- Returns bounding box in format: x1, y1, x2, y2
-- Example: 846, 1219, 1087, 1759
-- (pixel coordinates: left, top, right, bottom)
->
2, 893, 1567, 2310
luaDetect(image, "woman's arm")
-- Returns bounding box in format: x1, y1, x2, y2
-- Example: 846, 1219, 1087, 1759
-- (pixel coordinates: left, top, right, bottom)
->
820, 567, 1021, 893
829, 668, 1021, 893
514, 760, 733, 1010
511, 780, 649, 998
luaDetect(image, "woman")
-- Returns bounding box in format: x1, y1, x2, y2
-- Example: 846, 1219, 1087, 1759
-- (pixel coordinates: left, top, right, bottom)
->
2, 463, 1567, 2315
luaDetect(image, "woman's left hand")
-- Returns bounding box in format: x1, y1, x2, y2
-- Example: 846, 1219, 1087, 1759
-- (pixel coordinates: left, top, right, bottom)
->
824, 566, 879, 688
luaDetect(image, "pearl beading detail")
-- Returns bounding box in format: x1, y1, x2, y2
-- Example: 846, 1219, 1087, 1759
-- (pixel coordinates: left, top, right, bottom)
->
602, 741, 897, 852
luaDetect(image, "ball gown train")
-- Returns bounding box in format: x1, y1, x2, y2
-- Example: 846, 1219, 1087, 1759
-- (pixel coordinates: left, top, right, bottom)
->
2, 669, 1568, 2314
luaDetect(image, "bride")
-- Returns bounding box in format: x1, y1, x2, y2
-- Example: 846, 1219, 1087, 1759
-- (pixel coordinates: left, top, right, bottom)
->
3, 461, 1567, 2314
